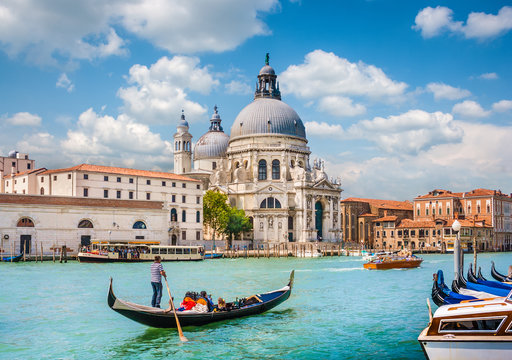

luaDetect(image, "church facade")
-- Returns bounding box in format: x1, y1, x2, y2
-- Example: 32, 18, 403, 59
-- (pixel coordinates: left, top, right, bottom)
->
174, 57, 343, 244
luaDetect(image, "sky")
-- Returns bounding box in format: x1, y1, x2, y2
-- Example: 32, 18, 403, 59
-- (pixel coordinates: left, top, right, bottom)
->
1, 0, 511, 201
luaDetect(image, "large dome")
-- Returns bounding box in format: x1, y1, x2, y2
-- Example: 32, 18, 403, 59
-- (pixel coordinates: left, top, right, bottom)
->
194, 131, 230, 160
230, 98, 306, 140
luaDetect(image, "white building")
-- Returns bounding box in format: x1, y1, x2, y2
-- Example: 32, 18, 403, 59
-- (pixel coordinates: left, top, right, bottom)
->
175, 56, 343, 245
0, 164, 204, 255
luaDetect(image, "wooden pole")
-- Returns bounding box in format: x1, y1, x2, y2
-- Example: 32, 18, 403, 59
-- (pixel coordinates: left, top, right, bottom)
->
53, 247, 55, 262
59, 246, 63, 263
41, 242, 43, 262
64, 244, 67, 263
11, 242, 14, 263
35, 241, 38, 263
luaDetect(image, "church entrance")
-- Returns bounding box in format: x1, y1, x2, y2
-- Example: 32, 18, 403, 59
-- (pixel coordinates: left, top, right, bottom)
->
315, 201, 323, 241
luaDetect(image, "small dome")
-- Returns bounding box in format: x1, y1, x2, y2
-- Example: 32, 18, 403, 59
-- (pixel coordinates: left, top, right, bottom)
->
230, 98, 306, 140
259, 65, 275, 76
178, 110, 189, 128
194, 131, 230, 160
8, 150, 18, 158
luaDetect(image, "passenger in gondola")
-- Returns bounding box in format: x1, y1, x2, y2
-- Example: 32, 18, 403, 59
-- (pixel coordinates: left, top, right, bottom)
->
216, 297, 227, 311
200, 291, 215, 311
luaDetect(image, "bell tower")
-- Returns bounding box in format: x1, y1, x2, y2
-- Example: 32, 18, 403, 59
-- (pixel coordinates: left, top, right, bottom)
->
173, 110, 192, 174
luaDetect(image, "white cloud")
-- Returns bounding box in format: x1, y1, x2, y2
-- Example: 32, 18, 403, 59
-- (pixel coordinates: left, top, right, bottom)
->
118, 56, 218, 124
280, 50, 407, 99
61, 108, 170, 157
16, 132, 57, 155
328, 121, 512, 200
426, 82, 470, 100
225, 80, 252, 95
5, 112, 42, 126
452, 100, 491, 118
413, 6, 461, 38
0, 0, 277, 65
56, 73, 74, 92
317, 96, 366, 117
414, 6, 512, 40
347, 110, 463, 155
305, 121, 344, 137
492, 100, 512, 112
479, 72, 498, 80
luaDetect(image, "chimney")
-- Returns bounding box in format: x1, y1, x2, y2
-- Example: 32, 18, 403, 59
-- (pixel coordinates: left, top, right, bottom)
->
11, 166, 15, 177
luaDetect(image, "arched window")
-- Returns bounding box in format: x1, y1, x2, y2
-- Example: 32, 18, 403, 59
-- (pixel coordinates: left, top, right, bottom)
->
182, 210, 186, 222
272, 160, 280, 180
78, 219, 93, 228
40, 187, 44, 195
196, 211, 200, 223
133, 221, 147, 229
260, 197, 281, 209
170, 208, 177, 221
258, 160, 267, 180
17, 217, 34, 227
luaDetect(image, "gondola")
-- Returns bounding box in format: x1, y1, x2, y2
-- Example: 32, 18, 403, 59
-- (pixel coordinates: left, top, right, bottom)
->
431, 270, 478, 307
477, 266, 487, 281
108, 270, 294, 328
452, 269, 510, 297
491, 261, 512, 282
1, 254, 23, 262
468, 264, 512, 291
204, 253, 223, 259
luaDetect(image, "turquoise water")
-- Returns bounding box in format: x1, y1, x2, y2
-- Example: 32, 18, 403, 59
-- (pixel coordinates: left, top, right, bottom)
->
1, 253, 511, 359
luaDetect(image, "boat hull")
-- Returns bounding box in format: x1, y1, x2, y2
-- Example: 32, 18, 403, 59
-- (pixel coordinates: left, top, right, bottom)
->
419, 338, 512, 360
108, 271, 294, 328
363, 259, 422, 270
78, 252, 203, 263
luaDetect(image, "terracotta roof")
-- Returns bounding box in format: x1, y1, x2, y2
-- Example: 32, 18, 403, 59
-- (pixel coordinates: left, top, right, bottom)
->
359, 213, 377, 218
341, 197, 413, 211
397, 219, 436, 228
373, 215, 398, 222
40, 164, 200, 182
447, 218, 493, 228
415, 189, 460, 199
464, 188, 510, 198
2, 168, 47, 179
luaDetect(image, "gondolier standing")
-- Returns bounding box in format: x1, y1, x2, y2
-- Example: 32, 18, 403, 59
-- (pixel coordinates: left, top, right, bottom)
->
150, 256, 166, 308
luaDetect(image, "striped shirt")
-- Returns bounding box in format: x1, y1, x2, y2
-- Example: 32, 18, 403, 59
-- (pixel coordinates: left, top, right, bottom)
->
150, 262, 164, 283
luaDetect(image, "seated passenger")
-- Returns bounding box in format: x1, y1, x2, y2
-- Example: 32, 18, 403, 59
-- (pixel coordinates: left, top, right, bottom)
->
200, 290, 215, 311
192, 298, 209, 313
216, 297, 226, 311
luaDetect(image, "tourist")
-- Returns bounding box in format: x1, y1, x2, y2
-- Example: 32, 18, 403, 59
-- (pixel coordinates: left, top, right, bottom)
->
217, 297, 226, 311
150, 256, 166, 308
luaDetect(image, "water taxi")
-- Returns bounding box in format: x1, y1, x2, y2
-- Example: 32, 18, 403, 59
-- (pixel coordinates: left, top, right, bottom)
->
418, 290, 512, 360
78, 241, 204, 263
363, 254, 423, 270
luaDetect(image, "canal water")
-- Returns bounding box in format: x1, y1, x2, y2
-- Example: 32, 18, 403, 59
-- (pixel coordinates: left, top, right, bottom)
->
1, 253, 511, 359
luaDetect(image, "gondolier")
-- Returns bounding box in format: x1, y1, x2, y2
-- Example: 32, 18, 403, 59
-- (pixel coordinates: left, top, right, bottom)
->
150, 256, 166, 308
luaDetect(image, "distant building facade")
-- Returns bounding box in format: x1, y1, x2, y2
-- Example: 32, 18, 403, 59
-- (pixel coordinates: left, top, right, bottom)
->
0, 151, 36, 193
0, 163, 204, 255
339, 198, 413, 247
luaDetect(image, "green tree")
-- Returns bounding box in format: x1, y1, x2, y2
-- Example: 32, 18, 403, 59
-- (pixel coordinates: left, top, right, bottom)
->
223, 207, 253, 246
203, 190, 230, 250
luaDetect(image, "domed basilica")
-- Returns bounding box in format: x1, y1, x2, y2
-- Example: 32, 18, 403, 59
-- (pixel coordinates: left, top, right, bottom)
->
173, 56, 342, 244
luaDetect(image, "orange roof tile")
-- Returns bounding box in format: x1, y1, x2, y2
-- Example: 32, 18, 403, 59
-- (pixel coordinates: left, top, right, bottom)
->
341, 197, 413, 211
40, 164, 200, 182
397, 219, 436, 228
359, 213, 377, 217
415, 189, 460, 199
2, 168, 47, 179
373, 215, 398, 222
464, 188, 510, 198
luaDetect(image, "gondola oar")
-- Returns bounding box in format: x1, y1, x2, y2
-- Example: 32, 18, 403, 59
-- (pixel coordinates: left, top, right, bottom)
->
164, 276, 188, 342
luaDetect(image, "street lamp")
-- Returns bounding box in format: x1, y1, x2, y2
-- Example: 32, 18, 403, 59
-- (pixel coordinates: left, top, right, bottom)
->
452, 220, 461, 279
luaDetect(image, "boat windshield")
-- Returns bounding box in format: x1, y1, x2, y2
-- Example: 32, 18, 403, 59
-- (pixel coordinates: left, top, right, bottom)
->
506, 289, 512, 303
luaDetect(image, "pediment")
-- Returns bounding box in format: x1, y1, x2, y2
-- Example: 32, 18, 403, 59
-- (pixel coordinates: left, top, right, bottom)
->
313, 179, 336, 190
254, 183, 286, 195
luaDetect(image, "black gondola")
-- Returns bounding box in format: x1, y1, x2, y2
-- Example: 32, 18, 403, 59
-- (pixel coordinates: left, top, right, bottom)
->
491, 261, 512, 282
108, 270, 294, 328
431, 270, 477, 307
1, 254, 22, 262
477, 267, 487, 281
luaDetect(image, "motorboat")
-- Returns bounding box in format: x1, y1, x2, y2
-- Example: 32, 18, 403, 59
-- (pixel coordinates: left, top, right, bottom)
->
419, 290, 512, 360
363, 255, 423, 270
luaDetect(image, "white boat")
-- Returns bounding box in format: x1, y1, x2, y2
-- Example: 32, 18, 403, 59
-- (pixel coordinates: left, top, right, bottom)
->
78, 241, 204, 262
297, 249, 323, 258
418, 290, 512, 360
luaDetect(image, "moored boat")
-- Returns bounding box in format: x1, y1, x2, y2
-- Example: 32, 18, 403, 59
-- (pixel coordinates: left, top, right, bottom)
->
107, 270, 294, 328
78, 241, 204, 263
418, 290, 512, 360
204, 252, 224, 259
491, 261, 512, 283
1, 253, 23, 262
363, 255, 423, 270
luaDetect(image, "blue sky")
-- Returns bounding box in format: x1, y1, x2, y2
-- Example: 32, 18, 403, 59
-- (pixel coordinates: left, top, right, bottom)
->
1, 0, 511, 200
